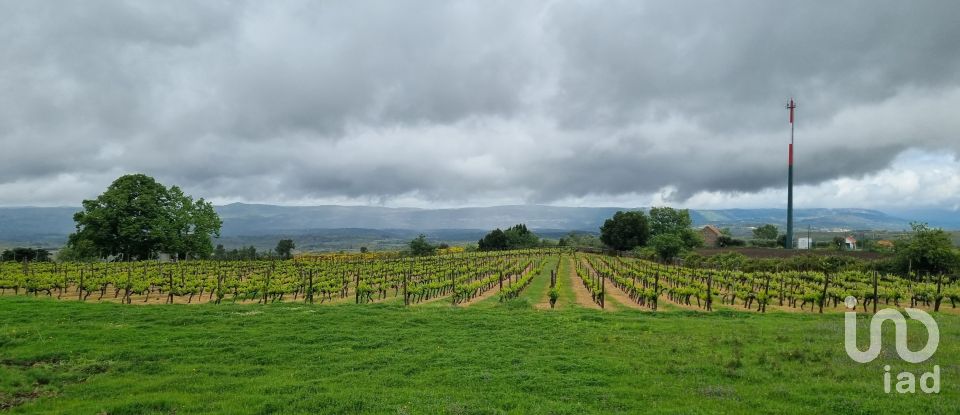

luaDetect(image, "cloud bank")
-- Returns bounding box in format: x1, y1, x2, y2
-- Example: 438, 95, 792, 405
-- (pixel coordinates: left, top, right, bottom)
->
2, 1, 959, 208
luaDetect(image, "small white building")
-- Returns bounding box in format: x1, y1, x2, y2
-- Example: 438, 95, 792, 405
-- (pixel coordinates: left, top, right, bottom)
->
797, 237, 813, 250
844, 236, 858, 250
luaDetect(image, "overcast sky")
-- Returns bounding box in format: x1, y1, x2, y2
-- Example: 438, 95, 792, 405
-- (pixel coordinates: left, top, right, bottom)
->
2, 1, 959, 210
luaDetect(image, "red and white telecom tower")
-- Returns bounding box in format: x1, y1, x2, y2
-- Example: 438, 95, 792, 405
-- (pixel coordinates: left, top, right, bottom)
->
785, 98, 796, 249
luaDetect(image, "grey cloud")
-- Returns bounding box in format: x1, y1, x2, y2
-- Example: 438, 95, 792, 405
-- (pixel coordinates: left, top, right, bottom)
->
1, 0, 959, 207
547, 1, 960, 131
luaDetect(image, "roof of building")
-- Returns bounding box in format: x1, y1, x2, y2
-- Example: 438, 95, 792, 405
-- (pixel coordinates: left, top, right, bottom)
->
702, 225, 722, 236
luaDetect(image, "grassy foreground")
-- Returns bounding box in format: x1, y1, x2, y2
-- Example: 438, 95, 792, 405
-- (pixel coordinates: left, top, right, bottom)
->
0, 296, 956, 414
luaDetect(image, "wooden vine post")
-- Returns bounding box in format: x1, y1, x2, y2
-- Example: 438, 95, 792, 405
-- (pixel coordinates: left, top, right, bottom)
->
307, 269, 314, 304
935, 273, 943, 312
124, 266, 132, 304
262, 268, 272, 304
216, 269, 225, 305
405, 259, 412, 306
600, 273, 605, 309
167, 270, 175, 304
402, 269, 408, 306
872, 270, 879, 314
706, 274, 712, 311
819, 274, 830, 314
653, 273, 659, 311
76, 268, 84, 301
761, 275, 770, 313
354, 271, 360, 304
779, 278, 785, 307
59, 268, 66, 300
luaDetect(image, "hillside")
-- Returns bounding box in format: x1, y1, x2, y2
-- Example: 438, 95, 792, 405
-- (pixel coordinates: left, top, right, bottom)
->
0, 203, 938, 249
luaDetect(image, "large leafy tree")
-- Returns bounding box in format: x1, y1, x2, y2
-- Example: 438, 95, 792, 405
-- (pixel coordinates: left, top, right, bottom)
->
478, 224, 540, 251
895, 222, 959, 277
649, 207, 690, 236
478, 229, 508, 251
68, 174, 222, 260
648, 207, 702, 248
157, 185, 222, 259
752, 224, 779, 241
409, 234, 436, 256
275, 239, 296, 260
649, 233, 685, 262
600, 211, 650, 251
503, 224, 539, 248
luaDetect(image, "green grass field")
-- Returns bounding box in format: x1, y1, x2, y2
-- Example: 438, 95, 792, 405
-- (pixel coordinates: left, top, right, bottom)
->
1, 266, 957, 414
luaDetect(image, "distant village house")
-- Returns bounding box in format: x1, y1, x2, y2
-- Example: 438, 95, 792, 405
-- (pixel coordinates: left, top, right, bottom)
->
700, 225, 722, 248
844, 236, 857, 250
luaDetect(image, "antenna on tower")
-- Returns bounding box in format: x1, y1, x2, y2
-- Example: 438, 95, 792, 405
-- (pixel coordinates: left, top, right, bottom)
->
785, 98, 796, 249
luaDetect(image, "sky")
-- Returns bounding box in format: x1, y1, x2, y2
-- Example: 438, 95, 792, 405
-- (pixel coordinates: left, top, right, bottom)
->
2, 1, 960, 210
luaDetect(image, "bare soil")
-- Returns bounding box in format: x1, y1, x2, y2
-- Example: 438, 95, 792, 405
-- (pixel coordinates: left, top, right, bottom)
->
566, 257, 602, 310
460, 264, 533, 307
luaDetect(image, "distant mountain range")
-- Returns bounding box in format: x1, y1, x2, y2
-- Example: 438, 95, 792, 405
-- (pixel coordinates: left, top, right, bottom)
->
211, 204, 928, 235
1, 203, 955, 249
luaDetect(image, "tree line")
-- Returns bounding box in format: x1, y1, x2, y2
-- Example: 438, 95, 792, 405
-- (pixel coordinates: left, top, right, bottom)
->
598, 207, 703, 261
1, 247, 51, 262
211, 240, 296, 261
7, 173, 957, 278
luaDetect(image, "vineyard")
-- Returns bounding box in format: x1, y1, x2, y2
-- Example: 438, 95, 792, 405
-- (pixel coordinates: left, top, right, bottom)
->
1, 249, 957, 314
0, 250, 549, 306
2, 249, 958, 413
573, 253, 960, 313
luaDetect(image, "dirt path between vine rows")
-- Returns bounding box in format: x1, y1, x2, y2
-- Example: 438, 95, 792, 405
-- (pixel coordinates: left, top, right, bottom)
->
409, 272, 501, 307
459, 264, 534, 307
580, 256, 714, 312
6, 286, 356, 306
531, 257, 560, 310
409, 288, 458, 306
575, 258, 650, 311
566, 257, 602, 310
598, 281, 648, 311
533, 289, 553, 310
